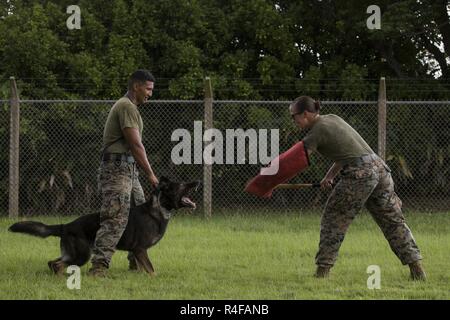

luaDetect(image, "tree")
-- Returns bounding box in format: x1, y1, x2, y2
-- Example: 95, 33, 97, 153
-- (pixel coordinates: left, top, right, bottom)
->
0, 0, 449, 100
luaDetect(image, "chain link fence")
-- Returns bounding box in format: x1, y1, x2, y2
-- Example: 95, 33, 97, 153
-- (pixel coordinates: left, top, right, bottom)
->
1, 99, 449, 216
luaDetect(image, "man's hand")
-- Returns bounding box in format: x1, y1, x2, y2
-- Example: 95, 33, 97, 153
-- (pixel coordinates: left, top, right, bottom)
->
149, 174, 159, 187
320, 176, 334, 190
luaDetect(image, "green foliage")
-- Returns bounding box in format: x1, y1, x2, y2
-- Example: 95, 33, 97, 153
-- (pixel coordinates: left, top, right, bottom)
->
339, 64, 372, 100
247, 106, 273, 128
1, 1, 449, 212
1, 1, 449, 99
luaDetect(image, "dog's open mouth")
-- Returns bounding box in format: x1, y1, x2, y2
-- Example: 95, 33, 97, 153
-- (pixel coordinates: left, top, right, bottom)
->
181, 196, 196, 209
180, 182, 200, 209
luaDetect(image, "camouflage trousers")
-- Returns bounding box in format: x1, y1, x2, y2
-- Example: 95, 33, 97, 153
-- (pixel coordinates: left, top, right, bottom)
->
91, 159, 146, 268
315, 154, 423, 267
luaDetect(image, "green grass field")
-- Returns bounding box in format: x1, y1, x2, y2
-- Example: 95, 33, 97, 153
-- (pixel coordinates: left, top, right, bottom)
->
0, 211, 449, 300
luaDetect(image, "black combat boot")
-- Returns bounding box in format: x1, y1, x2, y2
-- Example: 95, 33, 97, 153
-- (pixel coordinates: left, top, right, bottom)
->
315, 265, 331, 278
409, 260, 426, 281
88, 262, 108, 277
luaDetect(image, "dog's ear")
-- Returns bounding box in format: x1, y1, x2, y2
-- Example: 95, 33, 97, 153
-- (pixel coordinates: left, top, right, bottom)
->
159, 176, 171, 184
158, 176, 171, 190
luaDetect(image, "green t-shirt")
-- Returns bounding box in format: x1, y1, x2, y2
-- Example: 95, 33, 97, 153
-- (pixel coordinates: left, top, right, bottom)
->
102, 97, 143, 154
303, 114, 374, 161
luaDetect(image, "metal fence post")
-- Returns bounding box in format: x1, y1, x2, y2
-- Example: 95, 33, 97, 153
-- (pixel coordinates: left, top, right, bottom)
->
203, 77, 213, 218
9, 77, 20, 219
378, 77, 387, 161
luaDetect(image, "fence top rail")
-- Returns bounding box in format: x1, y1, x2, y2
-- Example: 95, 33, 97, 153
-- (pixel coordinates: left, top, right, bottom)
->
386, 101, 450, 105
1, 99, 449, 105
16, 99, 204, 104
4, 99, 375, 104
215, 100, 379, 104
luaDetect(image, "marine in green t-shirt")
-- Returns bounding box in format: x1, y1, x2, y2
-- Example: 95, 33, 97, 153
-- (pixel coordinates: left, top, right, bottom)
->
103, 97, 144, 154
302, 114, 374, 162
288, 95, 425, 281
90, 70, 159, 277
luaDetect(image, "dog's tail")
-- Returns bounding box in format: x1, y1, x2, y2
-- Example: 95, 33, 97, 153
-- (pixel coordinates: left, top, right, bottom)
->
8, 221, 63, 238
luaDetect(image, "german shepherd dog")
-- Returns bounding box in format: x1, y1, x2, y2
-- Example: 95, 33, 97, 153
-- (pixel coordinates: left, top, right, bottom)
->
9, 177, 201, 275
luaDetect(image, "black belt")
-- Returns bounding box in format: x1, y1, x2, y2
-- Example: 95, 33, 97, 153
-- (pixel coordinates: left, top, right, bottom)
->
102, 153, 135, 163
340, 154, 379, 167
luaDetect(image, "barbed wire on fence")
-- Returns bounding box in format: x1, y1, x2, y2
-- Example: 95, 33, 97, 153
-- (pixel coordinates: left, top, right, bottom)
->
2, 77, 450, 101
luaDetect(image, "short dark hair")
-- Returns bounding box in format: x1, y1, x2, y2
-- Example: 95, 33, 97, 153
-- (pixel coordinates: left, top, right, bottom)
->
291, 96, 320, 114
128, 69, 155, 89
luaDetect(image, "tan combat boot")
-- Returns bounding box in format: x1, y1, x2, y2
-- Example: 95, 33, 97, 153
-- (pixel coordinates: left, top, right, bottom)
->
315, 265, 331, 278
409, 261, 426, 281
88, 262, 108, 277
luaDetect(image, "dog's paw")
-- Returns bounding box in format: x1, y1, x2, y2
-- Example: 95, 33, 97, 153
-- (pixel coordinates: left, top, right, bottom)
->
48, 260, 66, 276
